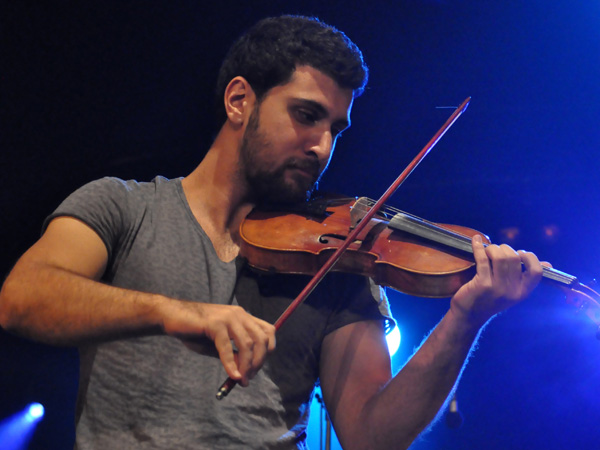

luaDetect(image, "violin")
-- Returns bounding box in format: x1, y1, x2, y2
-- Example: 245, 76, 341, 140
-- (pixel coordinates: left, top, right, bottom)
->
240, 195, 488, 298
240, 195, 600, 324
216, 96, 600, 399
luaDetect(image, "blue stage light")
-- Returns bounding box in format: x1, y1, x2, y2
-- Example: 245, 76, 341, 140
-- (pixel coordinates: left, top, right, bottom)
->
0, 402, 45, 450
386, 325, 401, 356
25, 403, 45, 422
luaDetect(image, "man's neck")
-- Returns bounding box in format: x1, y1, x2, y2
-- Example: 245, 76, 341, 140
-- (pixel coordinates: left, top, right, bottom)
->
182, 126, 254, 262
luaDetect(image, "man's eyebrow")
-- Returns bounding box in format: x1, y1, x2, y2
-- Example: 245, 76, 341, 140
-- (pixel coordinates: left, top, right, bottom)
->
294, 98, 351, 130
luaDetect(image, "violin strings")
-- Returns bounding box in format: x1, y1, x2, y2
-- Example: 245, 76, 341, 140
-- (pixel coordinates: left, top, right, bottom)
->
350, 198, 577, 286
355, 198, 474, 244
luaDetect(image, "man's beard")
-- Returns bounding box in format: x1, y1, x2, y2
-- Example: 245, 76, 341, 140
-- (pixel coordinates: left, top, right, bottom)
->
239, 107, 322, 206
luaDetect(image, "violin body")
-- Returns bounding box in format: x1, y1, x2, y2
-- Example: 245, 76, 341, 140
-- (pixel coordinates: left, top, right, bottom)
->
240, 197, 491, 298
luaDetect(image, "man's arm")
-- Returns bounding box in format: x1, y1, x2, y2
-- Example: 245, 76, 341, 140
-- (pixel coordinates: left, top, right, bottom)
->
0, 217, 275, 386
319, 235, 544, 450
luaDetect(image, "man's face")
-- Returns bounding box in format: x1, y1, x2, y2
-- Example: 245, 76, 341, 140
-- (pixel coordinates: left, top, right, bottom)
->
239, 66, 354, 205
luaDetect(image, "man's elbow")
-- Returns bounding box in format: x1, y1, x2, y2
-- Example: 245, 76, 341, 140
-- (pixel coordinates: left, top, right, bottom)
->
0, 273, 31, 334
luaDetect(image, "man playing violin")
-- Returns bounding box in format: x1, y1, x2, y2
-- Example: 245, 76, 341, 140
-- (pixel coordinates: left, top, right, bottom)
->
0, 15, 543, 449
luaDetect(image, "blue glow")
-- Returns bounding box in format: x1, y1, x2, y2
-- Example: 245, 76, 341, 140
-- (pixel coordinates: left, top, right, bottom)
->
25, 403, 44, 422
0, 403, 45, 450
386, 325, 401, 356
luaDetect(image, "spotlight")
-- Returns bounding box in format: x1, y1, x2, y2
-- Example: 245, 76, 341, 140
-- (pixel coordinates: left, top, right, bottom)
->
25, 403, 44, 422
0, 402, 45, 450
386, 325, 401, 357
541, 224, 560, 243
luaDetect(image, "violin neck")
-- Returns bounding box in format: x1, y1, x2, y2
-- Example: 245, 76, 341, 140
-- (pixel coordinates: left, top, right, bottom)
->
380, 205, 580, 290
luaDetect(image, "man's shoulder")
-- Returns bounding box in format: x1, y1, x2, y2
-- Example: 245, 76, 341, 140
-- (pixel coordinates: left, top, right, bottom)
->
72, 176, 182, 203
87, 175, 180, 192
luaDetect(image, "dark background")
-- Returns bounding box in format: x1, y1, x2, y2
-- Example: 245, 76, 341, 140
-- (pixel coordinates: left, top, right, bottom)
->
2, 1, 600, 449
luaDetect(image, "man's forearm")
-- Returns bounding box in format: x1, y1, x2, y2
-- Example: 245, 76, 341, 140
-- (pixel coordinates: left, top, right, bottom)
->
363, 309, 485, 450
0, 258, 277, 384
0, 261, 166, 345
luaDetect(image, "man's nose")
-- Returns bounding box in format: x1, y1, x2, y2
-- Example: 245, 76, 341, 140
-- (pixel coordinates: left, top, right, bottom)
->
308, 129, 333, 164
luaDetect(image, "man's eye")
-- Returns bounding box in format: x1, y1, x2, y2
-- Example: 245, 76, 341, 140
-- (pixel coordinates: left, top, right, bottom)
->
297, 110, 317, 124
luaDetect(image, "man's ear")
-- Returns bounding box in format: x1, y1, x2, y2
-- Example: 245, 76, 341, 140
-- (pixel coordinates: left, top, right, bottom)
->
224, 77, 256, 127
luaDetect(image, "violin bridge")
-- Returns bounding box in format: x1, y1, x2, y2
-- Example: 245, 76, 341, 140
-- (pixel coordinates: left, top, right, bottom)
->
350, 197, 375, 228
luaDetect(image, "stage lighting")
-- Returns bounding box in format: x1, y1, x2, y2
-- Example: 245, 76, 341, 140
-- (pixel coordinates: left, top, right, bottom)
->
0, 402, 45, 450
386, 325, 401, 356
499, 226, 520, 243
25, 403, 44, 422
541, 224, 560, 243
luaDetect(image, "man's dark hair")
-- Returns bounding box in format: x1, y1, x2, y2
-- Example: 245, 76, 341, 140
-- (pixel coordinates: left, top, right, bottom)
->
215, 15, 369, 125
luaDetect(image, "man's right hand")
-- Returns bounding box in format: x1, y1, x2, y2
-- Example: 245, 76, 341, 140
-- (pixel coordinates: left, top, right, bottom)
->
160, 300, 276, 387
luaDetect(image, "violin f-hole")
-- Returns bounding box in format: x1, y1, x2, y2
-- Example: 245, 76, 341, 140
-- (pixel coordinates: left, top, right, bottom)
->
319, 233, 350, 245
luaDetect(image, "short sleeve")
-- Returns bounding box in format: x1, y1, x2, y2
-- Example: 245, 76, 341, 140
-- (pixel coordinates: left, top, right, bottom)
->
322, 272, 395, 336
42, 177, 138, 262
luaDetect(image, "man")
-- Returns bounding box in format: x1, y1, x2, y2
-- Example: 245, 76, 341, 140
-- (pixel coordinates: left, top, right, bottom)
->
0, 15, 543, 449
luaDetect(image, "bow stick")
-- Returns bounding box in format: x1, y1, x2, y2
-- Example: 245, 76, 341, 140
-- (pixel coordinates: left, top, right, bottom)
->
216, 97, 472, 399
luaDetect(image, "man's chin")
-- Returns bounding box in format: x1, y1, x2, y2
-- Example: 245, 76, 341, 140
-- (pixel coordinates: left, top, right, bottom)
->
258, 182, 312, 206
265, 189, 311, 206
249, 170, 317, 205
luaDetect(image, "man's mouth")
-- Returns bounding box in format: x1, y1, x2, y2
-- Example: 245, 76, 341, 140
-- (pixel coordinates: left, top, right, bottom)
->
292, 167, 315, 180
287, 160, 320, 182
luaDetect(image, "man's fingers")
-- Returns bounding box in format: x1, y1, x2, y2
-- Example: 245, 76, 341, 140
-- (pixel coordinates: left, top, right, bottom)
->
518, 249, 544, 294
472, 234, 492, 280
232, 319, 276, 386
492, 244, 522, 283
213, 330, 242, 381
258, 319, 277, 352
213, 316, 277, 386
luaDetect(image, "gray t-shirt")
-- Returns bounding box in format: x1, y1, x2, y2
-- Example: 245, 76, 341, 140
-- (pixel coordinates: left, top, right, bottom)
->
46, 176, 390, 449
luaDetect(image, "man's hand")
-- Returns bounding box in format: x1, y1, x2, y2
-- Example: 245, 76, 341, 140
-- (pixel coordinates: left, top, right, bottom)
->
450, 234, 544, 328
161, 300, 276, 387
